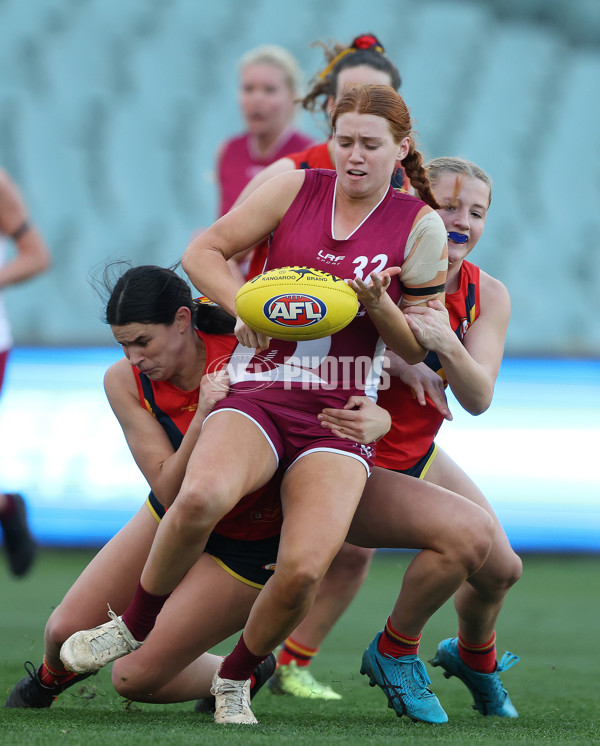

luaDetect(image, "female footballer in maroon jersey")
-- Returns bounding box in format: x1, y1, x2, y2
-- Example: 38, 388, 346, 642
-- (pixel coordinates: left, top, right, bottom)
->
216, 44, 313, 280
236, 41, 520, 715
228, 33, 405, 702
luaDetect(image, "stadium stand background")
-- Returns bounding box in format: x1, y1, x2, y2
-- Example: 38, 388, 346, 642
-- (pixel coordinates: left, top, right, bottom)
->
1, 0, 599, 354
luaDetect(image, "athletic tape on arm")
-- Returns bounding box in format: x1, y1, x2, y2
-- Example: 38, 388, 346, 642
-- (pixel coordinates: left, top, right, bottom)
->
400, 211, 447, 305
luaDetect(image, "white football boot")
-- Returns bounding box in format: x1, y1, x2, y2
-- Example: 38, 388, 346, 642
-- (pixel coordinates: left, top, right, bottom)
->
211, 672, 258, 724
60, 607, 142, 674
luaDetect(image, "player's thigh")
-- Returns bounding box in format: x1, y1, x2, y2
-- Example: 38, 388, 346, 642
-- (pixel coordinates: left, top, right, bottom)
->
113, 554, 260, 682
347, 466, 488, 551
278, 452, 367, 572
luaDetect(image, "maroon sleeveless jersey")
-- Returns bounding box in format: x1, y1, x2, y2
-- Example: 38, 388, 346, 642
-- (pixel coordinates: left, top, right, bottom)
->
227, 168, 426, 408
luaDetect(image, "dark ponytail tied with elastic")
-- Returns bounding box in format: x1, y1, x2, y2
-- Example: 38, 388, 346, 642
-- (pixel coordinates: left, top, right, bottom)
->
193, 296, 236, 335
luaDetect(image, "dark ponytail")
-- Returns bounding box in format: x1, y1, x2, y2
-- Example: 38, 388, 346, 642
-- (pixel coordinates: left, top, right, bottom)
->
193, 298, 236, 334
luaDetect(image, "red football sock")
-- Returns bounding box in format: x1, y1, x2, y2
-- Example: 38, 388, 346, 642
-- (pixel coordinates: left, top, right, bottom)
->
219, 634, 268, 681
277, 636, 318, 668
377, 617, 421, 658
39, 657, 79, 688
121, 581, 170, 642
458, 632, 497, 674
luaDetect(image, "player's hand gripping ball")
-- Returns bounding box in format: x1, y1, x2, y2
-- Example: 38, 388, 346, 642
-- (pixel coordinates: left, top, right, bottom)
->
235, 266, 359, 341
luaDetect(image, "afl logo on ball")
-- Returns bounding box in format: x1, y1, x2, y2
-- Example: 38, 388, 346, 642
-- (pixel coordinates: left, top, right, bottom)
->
263, 294, 327, 327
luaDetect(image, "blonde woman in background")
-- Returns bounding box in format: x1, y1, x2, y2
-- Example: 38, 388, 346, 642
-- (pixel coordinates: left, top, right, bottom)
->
216, 45, 313, 235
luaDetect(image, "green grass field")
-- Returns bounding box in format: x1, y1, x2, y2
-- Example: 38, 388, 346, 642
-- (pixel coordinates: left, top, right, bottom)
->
1, 550, 599, 745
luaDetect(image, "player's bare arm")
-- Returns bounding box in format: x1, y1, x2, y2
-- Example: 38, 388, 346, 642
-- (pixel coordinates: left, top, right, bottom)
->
104, 361, 203, 508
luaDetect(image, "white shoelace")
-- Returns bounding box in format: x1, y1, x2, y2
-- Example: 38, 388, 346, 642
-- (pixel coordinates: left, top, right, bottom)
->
86, 607, 140, 658
213, 677, 252, 718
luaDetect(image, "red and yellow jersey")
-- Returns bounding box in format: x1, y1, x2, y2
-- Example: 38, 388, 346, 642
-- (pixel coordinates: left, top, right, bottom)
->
375, 261, 481, 470
133, 329, 282, 539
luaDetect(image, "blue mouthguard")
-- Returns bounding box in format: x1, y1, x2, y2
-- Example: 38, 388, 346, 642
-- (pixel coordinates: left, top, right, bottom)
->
447, 231, 468, 244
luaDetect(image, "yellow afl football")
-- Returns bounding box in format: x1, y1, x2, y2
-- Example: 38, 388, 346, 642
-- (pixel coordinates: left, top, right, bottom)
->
235, 266, 359, 341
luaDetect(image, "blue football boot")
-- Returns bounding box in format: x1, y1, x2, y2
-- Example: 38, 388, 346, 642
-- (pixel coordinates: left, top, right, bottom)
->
431, 637, 519, 717
360, 633, 448, 724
